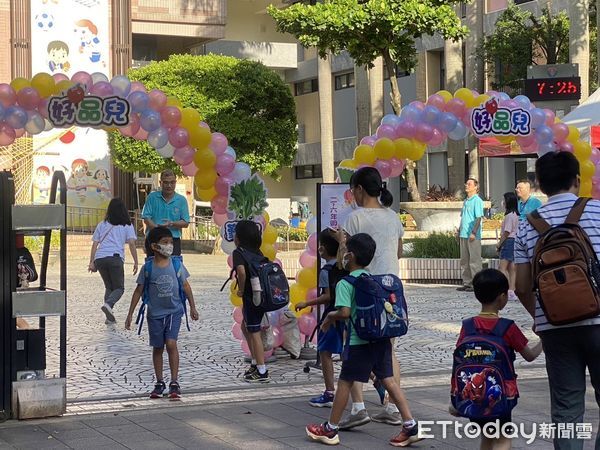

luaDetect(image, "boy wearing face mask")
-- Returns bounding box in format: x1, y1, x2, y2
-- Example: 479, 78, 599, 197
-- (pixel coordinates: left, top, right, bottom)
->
125, 227, 199, 399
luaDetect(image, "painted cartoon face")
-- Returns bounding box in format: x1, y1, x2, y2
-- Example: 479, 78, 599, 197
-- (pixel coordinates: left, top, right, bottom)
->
96, 169, 107, 181
49, 48, 68, 64
75, 27, 90, 41
73, 164, 87, 178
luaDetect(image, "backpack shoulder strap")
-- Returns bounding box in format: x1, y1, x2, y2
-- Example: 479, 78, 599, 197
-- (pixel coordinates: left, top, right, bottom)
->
491, 318, 514, 338
565, 197, 591, 225
461, 318, 477, 337
136, 259, 154, 335
527, 210, 551, 235
171, 257, 190, 332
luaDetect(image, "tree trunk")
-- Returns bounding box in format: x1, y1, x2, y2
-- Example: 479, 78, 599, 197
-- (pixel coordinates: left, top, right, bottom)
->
383, 49, 421, 201
355, 63, 371, 141
318, 54, 335, 182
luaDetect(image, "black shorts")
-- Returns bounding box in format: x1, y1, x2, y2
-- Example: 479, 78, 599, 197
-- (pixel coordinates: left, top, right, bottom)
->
471, 416, 514, 434
339, 340, 394, 383
242, 295, 264, 333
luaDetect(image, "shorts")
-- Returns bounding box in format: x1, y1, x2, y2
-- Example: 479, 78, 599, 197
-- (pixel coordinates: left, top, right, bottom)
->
147, 313, 182, 348
499, 238, 515, 262
471, 416, 514, 434
317, 323, 344, 354
242, 296, 264, 333
339, 340, 393, 383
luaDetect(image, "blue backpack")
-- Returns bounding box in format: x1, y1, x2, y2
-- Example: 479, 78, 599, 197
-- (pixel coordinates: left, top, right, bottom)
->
343, 273, 408, 342
135, 256, 190, 335
451, 318, 518, 420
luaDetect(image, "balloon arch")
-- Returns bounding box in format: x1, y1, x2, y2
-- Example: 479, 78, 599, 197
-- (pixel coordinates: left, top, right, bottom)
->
1, 72, 599, 355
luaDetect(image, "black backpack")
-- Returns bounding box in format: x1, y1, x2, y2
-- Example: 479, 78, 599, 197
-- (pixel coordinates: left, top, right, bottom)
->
321, 262, 349, 312
16, 247, 38, 288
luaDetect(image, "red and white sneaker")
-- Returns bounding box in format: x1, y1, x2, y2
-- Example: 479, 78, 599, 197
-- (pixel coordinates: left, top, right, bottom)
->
390, 423, 423, 447
168, 381, 181, 400
306, 422, 340, 445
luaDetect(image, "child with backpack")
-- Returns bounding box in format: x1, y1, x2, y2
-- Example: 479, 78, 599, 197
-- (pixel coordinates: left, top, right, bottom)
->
295, 229, 348, 407
125, 227, 199, 399
306, 233, 420, 447
450, 269, 542, 449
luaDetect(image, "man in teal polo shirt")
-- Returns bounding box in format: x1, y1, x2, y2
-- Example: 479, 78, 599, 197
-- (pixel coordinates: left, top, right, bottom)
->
515, 179, 542, 220
142, 169, 190, 256
457, 178, 484, 292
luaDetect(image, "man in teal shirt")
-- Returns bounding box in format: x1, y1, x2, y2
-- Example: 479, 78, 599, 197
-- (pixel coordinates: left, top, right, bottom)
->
457, 178, 484, 292
515, 180, 542, 220
142, 169, 190, 256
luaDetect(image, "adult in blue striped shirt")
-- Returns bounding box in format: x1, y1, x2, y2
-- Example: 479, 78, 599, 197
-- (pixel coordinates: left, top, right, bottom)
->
515, 151, 600, 449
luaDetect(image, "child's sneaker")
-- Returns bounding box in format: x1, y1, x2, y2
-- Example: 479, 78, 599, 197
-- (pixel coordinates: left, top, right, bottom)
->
168, 381, 181, 400
306, 422, 339, 445
309, 391, 334, 408
101, 303, 115, 323
372, 378, 386, 405
389, 422, 423, 447
244, 369, 270, 383
244, 365, 257, 377
149, 381, 166, 399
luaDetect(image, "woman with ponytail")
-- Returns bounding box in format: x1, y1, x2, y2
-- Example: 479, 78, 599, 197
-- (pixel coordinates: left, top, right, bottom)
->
334, 167, 419, 444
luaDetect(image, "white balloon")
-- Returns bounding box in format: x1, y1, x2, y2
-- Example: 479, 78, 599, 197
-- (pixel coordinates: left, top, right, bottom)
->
91, 72, 109, 85
306, 216, 317, 235
224, 146, 236, 158
221, 238, 236, 255
157, 142, 174, 158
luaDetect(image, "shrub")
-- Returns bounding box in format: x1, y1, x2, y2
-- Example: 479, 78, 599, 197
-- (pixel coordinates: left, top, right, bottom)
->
405, 232, 459, 259
277, 226, 309, 242
25, 232, 61, 253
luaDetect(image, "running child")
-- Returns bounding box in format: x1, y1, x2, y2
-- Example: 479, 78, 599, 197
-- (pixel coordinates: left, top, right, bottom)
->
306, 233, 421, 447
233, 220, 271, 383
295, 229, 347, 407
125, 227, 199, 399
450, 269, 542, 450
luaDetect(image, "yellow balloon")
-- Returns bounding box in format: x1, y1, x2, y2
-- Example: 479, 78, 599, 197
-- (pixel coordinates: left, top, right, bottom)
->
436, 90, 453, 103
394, 138, 413, 160
196, 186, 217, 201
581, 160, 596, 179
294, 307, 311, 317
31, 73, 55, 98
166, 96, 182, 107
263, 211, 270, 223
10, 77, 30, 92
354, 144, 376, 165
54, 80, 74, 95
497, 136, 514, 144
407, 140, 426, 161
180, 108, 201, 129
230, 281, 238, 294
260, 242, 276, 261
454, 87, 474, 105
297, 267, 317, 288
289, 283, 308, 304
189, 126, 212, 149
580, 179, 593, 197
567, 126, 581, 144
339, 158, 358, 169
193, 148, 217, 168
230, 291, 243, 307
373, 138, 395, 160
263, 225, 278, 245
194, 171, 217, 190
471, 94, 490, 108
574, 141, 592, 161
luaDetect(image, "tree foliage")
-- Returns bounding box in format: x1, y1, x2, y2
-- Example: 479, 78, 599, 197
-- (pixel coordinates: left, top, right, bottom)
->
109, 54, 297, 177
479, 2, 570, 90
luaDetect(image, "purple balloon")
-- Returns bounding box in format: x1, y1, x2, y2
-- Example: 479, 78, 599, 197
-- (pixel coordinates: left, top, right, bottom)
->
5, 106, 27, 129
426, 94, 445, 110
409, 101, 425, 111
438, 112, 459, 133
173, 145, 195, 166
147, 126, 169, 149
215, 175, 234, 196
415, 123, 434, 142
215, 153, 236, 175
422, 105, 441, 125
89, 81, 114, 97
530, 108, 546, 128
374, 160, 391, 179
139, 109, 162, 132
400, 105, 422, 122
538, 142, 556, 156
16, 87, 40, 110
128, 91, 149, 113
535, 125, 554, 145
360, 135, 377, 146
560, 142, 574, 153
209, 132, 228, 155
376, 124, 395, 140
169, 126, 189, 148
396, 120, 417, 139
129, 81, 146, 94
0, 84, 17, 108
381, 114, 402, 128
148, 89, 167, 111
71, 71, 92, 92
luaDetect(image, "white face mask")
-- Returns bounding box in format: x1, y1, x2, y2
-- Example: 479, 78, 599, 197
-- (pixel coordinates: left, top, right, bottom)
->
342, 253, 351, 270
156, 243, 174, 257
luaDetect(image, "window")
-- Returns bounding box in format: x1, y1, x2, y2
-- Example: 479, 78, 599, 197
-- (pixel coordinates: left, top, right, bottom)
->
384, 64, 411, 79
460, 2, 467, 18
295, 164, 323, 179
297, 124, 306, 144
294, 79, 318, 96
335, 72, 355, 90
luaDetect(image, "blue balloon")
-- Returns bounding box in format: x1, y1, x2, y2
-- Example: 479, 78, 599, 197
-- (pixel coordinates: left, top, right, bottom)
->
439, 112, 458, 133
381, 114, 402, 128
535, 125, 554, 145
128, 91, 149, 113
139, 109, 161, 132
537, 142, 556, 156
400, 105, 422, 122
513, 95, 531, 109
147, 126, 169, 149
224, 146, 236, 158
497, 92, 511, 102
110, 75, 131, 98
422, 105, 441, 125
530, 108, 546, 128
5, 106, 27, 129
0, 103, 5, 121
448, 122, 468, 141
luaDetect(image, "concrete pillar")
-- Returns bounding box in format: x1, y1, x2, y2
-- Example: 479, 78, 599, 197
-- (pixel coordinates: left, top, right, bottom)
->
354, 63, 371, 140
369, 57, 384, 131
465, 0, 484, 93
444, 38, 466, 195
569, 0, 589, 102
415, 51, 429, 194
318, 54, 335, 183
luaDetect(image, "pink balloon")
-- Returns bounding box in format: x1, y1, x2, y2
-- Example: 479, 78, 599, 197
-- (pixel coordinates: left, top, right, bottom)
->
591, 147, 600, 164
52, 73, 69, 83
503, 100, 518, 109
389, 158, 406, 177
232, 323, 243, 341
273, 326, 284, 348
213, 212, 228, 227
0, 84, 17, 108
374, 159, 391, 178
211, 195, 228, 214
129, 81, 146, 93
427, 128, 445, 147
148, 89, 167, 111
299, 250, 317, 268
307, 233, 318, 253
209, 132, 228, 155
168, 127, 189, 148
120, 113, 140, 137
14, 128, 25, 138
360, 135, 377, 146
161, 107, 181, 128
90, 81, 114, 97
133, 127, 148, 141
516, 135, 535, 148
38, 98, 49, 119
227, 254, 234, 268
426, 94, 445, 110
415, 123, 434, 142
593, 183, 600, 200
396, 120, 416, 139
233, 306, 243, 324
215, 153, 236, 175
409, 101, 425, 111
306, 287, 318, 301
173, 145, 195, 166
0, 124, 16, 146
544, 109, 555, 126
298, 314, 317, 336
445, 98, 466, 118
274, 258, 283, 269
215, 175, 233, 196
376, 124, 395, 140
264, 349, 273, 358
241, 339, 250, 355
552, 123, 569, 143
199, 121, 210, 130
560, 142, 574, 153
522, 142, 539, 154
71, 71, 92, 92
181, 162, 198, 177
16, 87, 40, 110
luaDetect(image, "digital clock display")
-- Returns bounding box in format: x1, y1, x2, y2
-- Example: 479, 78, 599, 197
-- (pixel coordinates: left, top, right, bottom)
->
525, 77, 581, 101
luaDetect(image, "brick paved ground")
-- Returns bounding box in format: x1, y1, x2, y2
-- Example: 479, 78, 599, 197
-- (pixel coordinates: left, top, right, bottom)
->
38, 253, 545, 400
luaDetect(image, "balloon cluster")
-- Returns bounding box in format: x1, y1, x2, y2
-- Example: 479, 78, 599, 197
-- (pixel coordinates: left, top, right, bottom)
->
337, 88, 599, 199
288, 217, 319, 323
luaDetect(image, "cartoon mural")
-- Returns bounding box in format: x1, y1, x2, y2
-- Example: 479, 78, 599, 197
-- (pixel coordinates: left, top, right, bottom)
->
47, 40, 71, 73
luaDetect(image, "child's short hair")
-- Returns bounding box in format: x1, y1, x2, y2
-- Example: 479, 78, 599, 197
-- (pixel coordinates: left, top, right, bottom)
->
318, 229, 339, 257
145, 227, 173, 255
346, 233, 376, 267
235, 220, 262, 250
473, 269, 509, 304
